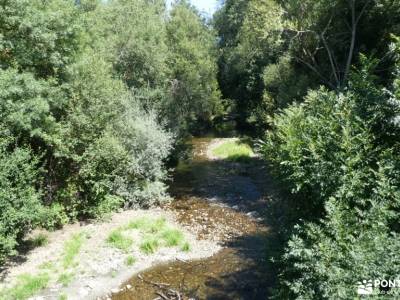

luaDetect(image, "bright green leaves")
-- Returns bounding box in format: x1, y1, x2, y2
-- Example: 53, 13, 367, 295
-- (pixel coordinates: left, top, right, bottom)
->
0, 0, 81, 79
0, 68, 64, 145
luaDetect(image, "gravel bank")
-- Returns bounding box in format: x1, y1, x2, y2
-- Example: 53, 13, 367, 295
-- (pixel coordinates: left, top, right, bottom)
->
0, 208, 220, 300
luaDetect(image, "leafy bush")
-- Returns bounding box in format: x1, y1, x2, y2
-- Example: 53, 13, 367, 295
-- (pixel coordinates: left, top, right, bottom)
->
264, 63, 400, 298
37, 203, 69, 231
0, 137, 42, 263
274, 148, 400, 299
78, 96, 173, 211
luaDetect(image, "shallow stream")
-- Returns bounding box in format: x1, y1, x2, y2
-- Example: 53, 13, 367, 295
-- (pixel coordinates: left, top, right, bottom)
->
112, 138, 273, 300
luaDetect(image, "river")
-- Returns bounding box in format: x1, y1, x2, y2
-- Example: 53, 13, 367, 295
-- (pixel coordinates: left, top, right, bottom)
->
112, 137, 275, 300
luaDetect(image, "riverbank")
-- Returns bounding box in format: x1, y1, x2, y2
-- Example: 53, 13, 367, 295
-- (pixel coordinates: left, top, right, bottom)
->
1, 137, 273, 300
112, 137, 273, 299
0, 208, 220, 300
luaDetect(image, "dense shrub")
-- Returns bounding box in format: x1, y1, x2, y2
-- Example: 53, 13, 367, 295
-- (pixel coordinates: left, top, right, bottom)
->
275, 149, 400, 299
0, 137, 42, 263
263, 62, 400, 298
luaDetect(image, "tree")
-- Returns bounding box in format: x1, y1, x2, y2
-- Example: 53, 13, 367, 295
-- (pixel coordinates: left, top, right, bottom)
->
215, 0, 284, 130
166, 0, 222, 134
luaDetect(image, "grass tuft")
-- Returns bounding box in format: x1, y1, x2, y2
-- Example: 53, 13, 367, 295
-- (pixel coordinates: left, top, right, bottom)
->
126, 216, 166, 234
9, 273, 50, 300
161, 228, 184, 247
140, 237, 159, 254
62, 232, 86, 269
30, 233, 49, 248
106, 229, 133, 252
125, 255, 136, 266
58, 293, 68, 300
38, 261, 54, 270
181, 241, 191, 252
212, 140, 254, 163
57, 272, 74, 287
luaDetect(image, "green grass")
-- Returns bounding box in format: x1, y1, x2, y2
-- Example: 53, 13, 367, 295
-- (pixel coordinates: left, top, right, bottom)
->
62, 232, 86, 269
181, 241, 191, 252
126, 216, 166, 234
30, 233, 49, 248
140, 237, 160, 254
57, 272, 74, 287
125, 255, 136, 266
9, 273, 50, 300
106, 229, 133, 252
161, 228, 184, 247
212, 140, 254, 162
38, 261, 54, 270
58, 293, 68, 300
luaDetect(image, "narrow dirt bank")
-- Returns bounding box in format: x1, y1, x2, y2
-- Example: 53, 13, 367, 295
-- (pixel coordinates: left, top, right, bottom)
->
112, 137, 276, 300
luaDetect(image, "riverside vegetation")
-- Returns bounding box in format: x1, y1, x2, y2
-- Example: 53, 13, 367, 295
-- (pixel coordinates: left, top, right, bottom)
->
2, 0, 400, 299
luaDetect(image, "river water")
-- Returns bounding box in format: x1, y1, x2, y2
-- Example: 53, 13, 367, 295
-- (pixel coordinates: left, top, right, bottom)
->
112, 138, 274, 300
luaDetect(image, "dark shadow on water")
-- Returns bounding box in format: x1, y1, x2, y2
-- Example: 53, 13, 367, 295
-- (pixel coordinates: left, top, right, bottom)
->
171, 155, 275, 223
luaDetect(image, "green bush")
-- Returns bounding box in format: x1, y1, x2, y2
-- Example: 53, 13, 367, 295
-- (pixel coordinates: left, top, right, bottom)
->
264, 62, 400, 298
37, 203, 69, 231
0, 137, 43, 263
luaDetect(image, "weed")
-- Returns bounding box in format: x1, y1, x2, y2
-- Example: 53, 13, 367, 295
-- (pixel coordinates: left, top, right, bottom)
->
125, 255, 136, 266
126, 217, 166, 234
181, 241, 191, 252
62, 232, 86, 269
30, 233, 49, 248
38, 261, 54, 270
212, 140, 254, 163
106, 230, 133, 252
58, 293, 67, 300
57, 272, 74, 287
9, 273, 50, 300
161, 228, 184, 247
140, 237, 159, 254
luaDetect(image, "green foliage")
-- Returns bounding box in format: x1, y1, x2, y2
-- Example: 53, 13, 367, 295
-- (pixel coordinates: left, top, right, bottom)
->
99, 0, 168, 89
0, 0, 225, 270
0, 137, 42, 263
215, 0, 284, 129
7, 273, 50, 300
62, 233, 86, 269
30, 233, 49, 248
125, 255, 136, 266
166, 0, 222, 134
106, 230, 133, 252
212, 140, 254, 163
57, 272, 74, 287
0, 68, 63, 145
264, 61, 400, 298
126, 217, 167, 234
216, 0, 400, 131
140, 237, 160, 255
160, 228, 184, 247
0, 0, 81, 79
37, 203, 69, 230
181, 241, 191, 252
